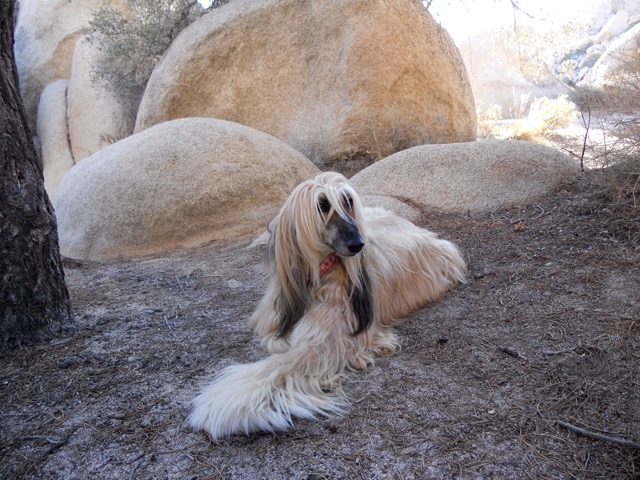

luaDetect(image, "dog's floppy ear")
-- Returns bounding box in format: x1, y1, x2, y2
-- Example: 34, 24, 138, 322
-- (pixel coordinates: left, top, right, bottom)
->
350, 266, 374, 336
276, 292, 305, 338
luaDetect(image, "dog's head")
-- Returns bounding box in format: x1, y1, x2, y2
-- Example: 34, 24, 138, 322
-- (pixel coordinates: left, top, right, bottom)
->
268, 172, 373, 337
316, 175, 365, 258
270, 172, 367, 260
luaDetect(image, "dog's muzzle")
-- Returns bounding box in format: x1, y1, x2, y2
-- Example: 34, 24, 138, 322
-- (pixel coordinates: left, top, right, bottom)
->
324, 214, 364, 257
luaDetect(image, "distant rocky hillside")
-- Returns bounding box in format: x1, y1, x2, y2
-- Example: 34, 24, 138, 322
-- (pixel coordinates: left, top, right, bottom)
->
555, 2, 640, 85
458, 0, 640, 115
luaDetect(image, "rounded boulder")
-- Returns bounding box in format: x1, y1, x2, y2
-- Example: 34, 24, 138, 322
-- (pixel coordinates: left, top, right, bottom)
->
54, 118, 319, 260
14, 0, 129, 132
351, 140, 579, 213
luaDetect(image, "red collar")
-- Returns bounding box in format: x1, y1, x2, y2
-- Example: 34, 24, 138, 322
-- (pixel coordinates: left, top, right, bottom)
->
319, 253, 337, 276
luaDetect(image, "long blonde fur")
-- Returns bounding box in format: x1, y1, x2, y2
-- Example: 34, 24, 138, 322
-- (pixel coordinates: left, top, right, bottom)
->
187, 172, 467, 441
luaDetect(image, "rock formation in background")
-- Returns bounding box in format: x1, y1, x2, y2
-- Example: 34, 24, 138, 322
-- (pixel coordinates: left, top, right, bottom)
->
14, 0, 129, 134
555, 1, 640, 85
36, 80, 75, 201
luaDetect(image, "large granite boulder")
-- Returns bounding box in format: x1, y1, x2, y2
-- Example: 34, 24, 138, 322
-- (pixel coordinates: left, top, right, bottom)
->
54, 118, 319, 260
593, 10, 630, 44
351, 140, 578, 213
135, 0, 476, 165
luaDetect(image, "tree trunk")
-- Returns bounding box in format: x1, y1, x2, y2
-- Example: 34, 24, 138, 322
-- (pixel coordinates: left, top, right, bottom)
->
0, 0, 72, 348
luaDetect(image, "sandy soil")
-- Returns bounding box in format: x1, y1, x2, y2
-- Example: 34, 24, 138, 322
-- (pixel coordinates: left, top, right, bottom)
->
1, 170, 639, 479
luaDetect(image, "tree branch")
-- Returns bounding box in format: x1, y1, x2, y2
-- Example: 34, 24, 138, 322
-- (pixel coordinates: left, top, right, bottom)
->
557, 420, 640, 449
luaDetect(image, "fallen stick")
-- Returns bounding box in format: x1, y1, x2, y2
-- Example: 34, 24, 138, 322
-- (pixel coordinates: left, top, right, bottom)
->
498, 346, 527, 360
557, 420, 640, 449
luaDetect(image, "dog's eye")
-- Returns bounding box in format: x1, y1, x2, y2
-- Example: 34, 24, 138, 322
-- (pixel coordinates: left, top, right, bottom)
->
318, 199, 331, 214
344, 196, 353, 209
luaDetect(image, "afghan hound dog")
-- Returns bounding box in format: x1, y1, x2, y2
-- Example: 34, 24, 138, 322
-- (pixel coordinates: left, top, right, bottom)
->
187, 172, 466, 441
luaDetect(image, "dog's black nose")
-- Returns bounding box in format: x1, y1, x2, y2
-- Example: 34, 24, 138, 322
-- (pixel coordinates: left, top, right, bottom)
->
348, 240, 364, 254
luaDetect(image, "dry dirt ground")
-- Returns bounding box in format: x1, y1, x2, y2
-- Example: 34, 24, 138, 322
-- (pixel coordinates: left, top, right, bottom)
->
1, 170, 639, 479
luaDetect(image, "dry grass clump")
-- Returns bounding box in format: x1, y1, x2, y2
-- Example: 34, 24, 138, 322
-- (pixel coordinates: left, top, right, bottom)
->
598, 155, 640, 244
512, 94, 578, 141
477, 95, 578, 142
476, 104, 503, 139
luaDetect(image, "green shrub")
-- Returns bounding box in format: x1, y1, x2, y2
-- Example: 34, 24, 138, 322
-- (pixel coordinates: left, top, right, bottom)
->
83, 0, 227, 115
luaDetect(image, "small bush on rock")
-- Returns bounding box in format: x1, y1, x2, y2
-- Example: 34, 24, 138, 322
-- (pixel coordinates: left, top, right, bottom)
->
84, 0, 230, 115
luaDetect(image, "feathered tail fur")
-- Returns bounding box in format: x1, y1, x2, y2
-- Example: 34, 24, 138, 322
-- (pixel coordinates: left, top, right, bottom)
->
187, 354, 347, 440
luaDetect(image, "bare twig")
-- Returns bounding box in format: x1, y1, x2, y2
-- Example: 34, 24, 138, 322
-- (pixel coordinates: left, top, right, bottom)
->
557, 420, 640, 449
36, 426, 79, 459
579, 107, 591, 172
543, 348, 575, 356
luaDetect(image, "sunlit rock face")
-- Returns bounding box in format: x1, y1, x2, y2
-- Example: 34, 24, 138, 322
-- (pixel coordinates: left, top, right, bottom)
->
135, 0, 476, 165
37, 79, 75, 201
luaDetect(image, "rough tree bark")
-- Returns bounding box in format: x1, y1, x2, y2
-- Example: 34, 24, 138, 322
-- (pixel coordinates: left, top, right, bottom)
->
0, 0, 72, 348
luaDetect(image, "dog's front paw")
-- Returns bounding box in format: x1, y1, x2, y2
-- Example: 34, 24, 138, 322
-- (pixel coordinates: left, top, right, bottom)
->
371, 330, 400, 357
348, 350, 375, 371
373, 344, 398, 357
